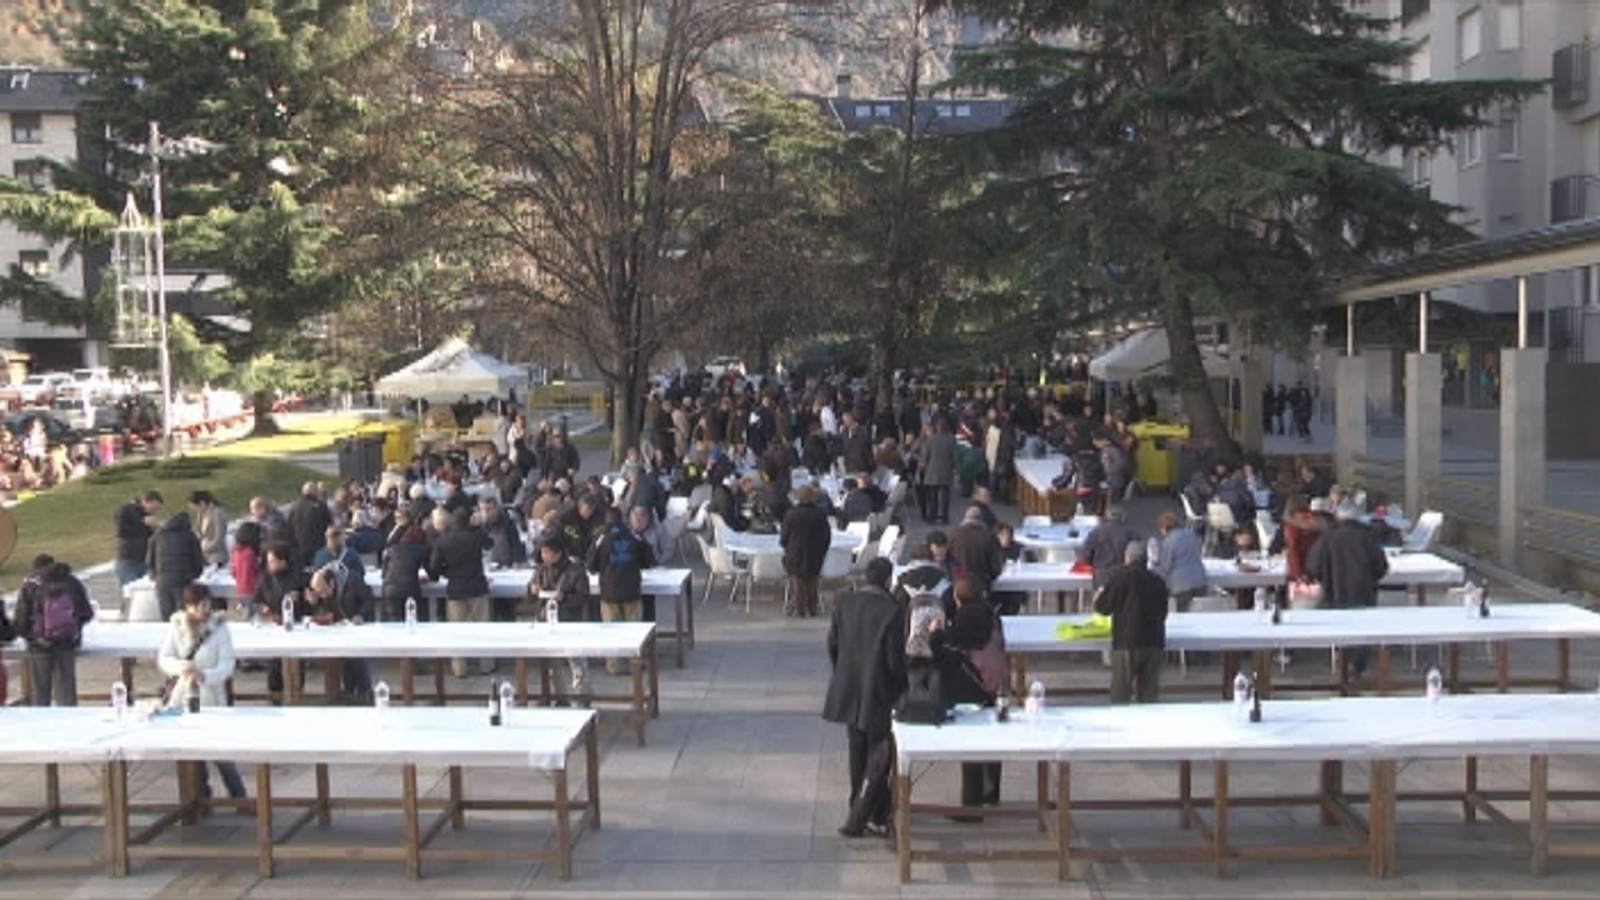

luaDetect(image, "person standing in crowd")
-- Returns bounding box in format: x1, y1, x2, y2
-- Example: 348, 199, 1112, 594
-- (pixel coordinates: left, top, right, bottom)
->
1308, 505, 1388, 675
947, 505, 1004, 596
428, 508, 493, 678
157, 583, 246, 804
188, 490, 229, 568
589, 507, 656, 675
822, 557, 905, 838
113, 489, 163, 586
148, 510, 204, 621
1078, 506, 1139, 592
286, 482, 333, 569
929, 576, 1005, 815
919, 419, 957, 525
252, 543, 309, 703
230, 521, 265, 616
15, 555, 94, 706
1095, 541, 1170, 704
781, 485, 832, 618
380, 509, 431, 623
531, 536, 592, 705
1150, 510, 1207, 612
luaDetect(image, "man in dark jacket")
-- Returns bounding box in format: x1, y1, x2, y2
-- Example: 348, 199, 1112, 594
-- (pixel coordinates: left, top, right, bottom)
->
428, 508, 493, 677
1078, 506, 1140, 591
379, 512, 430, 622
781, 486, 833, 618
1308, 506, 1388, 675
622, 462, 666, 524
1093, 541, 1170, 704
285, 482, 333, 569
919, 419, 958, 524
842, 413, 875, 478
15, 555, 94, 706
531, 536, 593, 704
113, 490, 163, 587
306, 562, 375, 698
147, 511, 204, 620
947, 505, 1004, 595
252, 543, 310, 702
589, 507, 656, 675
822, 557, 905, 838
539, 432, 581, 485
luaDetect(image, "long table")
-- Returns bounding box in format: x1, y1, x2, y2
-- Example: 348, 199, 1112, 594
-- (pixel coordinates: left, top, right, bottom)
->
892, 694, 1600, 882
0, 706, 598, 880
1001, 603, 1600, 698
73, 620, 661, 746
126, 566, 697, 667
1014, 457, 1074, 519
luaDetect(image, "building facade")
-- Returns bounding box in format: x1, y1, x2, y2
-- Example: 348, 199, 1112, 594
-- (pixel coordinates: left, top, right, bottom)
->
0, 66, 103, 375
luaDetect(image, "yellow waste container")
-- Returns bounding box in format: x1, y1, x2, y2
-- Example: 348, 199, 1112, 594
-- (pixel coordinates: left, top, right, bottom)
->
1127, 421, 1190, 490
357, 420, 418, 468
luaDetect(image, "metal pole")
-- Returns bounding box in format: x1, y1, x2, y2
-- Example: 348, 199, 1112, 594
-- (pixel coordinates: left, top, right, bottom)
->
1346, 303, 1355, 357
1420, 291, 1433, 353
1516, 276, 1528, 349
150, 122, 174, 456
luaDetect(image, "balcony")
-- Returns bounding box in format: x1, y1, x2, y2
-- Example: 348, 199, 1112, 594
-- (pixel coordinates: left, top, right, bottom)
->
1553, 44, 1590, 110
1550, 174, 1592, 224
1401, 0, 1430, 24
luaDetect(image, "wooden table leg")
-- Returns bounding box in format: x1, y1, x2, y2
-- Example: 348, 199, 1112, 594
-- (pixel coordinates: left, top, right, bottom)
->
554, 769, 573, 881
255, 763, 274, 878
1376, 646, 1392, 694
449, 766, 465, 830
433, 662, 445, 706
671, 588, 685, 668
44, 763, 60, 827
585, 720, 602, 830
401, 763, 421, 879
120, 658, 135, 696
315, 764, 331, 827
178, 761, 201, 825
515, 658, 530, 706
1179, 760, 1193, 829
400, 657, 415, 706
1558, 639, 1572, 693
648, 635, 661, 718
1530, 754, 1550, 876
1220, 651, 1235, 700
322, 658, 339, 701
1213, 761, 1230, 878
103, 760, 128, 877
1034, 762, 1048, 833
1320, 761, 1344, 826
1253, 651, 1272, 698
895, 770, 912, 883
1414, 585, 1427, 608
538, 660, 552, 706
1463, 757, 1479, 823
1012, 654, 1029, 700
1447, 644, 1461, 694
1369, 759, 1396, 878
683, 577, 695, 653
1495, 643, 1510, 694
284, 659, 300, 705
1057, 761, 1072, 882
632, 653, 647, 748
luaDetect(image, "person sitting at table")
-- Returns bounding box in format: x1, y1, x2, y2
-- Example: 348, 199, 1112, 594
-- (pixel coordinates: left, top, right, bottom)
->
621, 461, 667, 523
477, 496, 527, 579
304, 563, 375, 700
989, 523, 1028, 617
1094, 540, 1169, 704
894, 543, 951, 608
588, 506, 656, 676
1307, 504, 1388, 677
158, 583, 247, 805
1078, 506, 1139, 593
1150, 510, 1207, 612
428, 508, 494, 678
709, 475, 749, 532
311, 526, 364, 579
835, 478, 873, 531
559, 493, 605, 561
534, 533, 594, 700
252, 544, 310, 703
1295, 463, 1333, 504
928, 576, 1006, 815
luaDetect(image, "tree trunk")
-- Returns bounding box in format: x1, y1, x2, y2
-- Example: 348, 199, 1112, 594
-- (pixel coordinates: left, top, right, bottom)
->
608, 363, 644, 469
250, 389, 281, 437
1162, 291, 1238, 460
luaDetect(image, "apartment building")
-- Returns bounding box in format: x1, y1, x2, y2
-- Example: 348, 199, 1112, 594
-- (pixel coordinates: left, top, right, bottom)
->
0, 66, 103, 374
1374, 0, 1600, 398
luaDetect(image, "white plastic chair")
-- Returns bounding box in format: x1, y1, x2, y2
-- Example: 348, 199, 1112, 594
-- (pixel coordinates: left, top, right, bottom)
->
695, 535, 746, 606
687, 484, 712, 509
747, 552, 788, 613
817, 545, 856, 613
845, 521, 872, 556
1179, 493, 1206, 532
1402, 511, 1443, 553
1255, 518, 1277, 555
849, 537, 880, 588
876, 524, 902, 564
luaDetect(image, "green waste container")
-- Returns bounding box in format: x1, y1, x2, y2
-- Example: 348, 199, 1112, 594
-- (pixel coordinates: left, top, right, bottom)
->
1127, 421, 1190, 491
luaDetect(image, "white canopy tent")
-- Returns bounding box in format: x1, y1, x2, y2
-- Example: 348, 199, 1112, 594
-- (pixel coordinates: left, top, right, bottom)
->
375, 338, 527, 402
1089, 328, 1229, 382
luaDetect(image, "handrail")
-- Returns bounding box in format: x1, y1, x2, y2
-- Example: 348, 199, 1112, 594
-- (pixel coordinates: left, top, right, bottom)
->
1426, 476, 1498, 526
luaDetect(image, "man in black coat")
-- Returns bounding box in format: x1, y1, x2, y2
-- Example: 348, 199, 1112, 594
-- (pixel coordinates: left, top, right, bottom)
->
842, 413, 875, 476
147, 511, 204, 620
822, 558, 905, 838
427, 509, 492, 677
781, 486, 833, 618
1308, 506, 1388, 675
946, 505, 1004, 595
1093, 541, 1170, 704
1078, 505, 1139, 591
285, 482, 333, 570
113, 490, 162, 587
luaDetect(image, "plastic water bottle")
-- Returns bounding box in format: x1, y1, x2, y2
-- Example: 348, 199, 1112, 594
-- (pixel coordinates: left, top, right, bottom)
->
111, 680, 128, 721
1463, 583, 1477, 620
499, 681, 515, 722
545, 597, 560, 625
1425, 667, 1443, 712
1025, 680, 1046, 720
374, 680, 391, 714
1254, 589, 1269, 623
281, 595, 295, 631
404, 597, 418, 632
1146, 537, 1160, 566
1233, 672, 1251, 717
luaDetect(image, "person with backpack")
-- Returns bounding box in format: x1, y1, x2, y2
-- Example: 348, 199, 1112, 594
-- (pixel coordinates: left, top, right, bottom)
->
157, 583, 246, 803
588, 506, 656, 675
14, 555, 95, 706
928, 575, 1008, 816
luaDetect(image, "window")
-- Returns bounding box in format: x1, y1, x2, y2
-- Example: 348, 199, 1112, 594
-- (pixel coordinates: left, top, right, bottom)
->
873, 104, 891, 118
1460, 127, 1482, 167
954, 104, 972, 118
18, 250, 49, 278
1409, 149, 1433, 186
1496, 110, 1519, 157
1405, 40, 1431, 82
853, 105, 871, 118
12, 159, 47, 190
10, 112, 41, 144
1457, 7, 1482, 63
934, 103, 952, 117
1497, 0, 1521, 50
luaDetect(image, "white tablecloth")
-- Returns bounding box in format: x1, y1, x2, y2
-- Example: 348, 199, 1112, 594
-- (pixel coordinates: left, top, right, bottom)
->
78, 620, 656, 661
0, 708, 126, 765
1012, 524, 1091, 553
998, 602, 1600, 655
1015, 457, 1068, 497
895, 693, 1600, 773
988, 552, 1464, 594
719, 530, 863, 559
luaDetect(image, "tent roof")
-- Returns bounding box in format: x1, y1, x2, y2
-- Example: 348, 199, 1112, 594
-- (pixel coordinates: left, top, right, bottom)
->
1089, 329, 1169, 381
375, 338, 525, 399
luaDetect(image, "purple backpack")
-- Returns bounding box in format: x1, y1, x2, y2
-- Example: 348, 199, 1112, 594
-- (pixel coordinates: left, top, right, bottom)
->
31, 581, 80, 646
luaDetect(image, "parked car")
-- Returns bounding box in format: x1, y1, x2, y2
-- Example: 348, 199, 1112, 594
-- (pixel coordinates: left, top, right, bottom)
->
16, 372, 73, 406
1, 411, 83, 447
51, 396, 120, 432
62, 367, 116, 401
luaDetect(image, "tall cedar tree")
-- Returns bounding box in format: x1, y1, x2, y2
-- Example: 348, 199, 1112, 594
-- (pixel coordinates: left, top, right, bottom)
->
945, 0, 1539, 451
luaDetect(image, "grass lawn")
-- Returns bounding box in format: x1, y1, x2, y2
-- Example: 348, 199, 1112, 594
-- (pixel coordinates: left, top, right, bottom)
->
195, 414, 371, 458
1, 454, 328, 582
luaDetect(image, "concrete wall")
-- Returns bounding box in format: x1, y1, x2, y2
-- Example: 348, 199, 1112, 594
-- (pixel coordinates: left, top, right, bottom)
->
1548, 363, 1600, 460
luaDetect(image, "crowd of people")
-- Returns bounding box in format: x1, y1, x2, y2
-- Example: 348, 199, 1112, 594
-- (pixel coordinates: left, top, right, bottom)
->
0, 418, 91, 493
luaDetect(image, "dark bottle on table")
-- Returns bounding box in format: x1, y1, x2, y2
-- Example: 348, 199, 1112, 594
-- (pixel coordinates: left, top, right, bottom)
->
488, 682, 502, 727
186, 681, 201, 714
1248, 673, 1262, 723
1478, 578, 1491, 618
